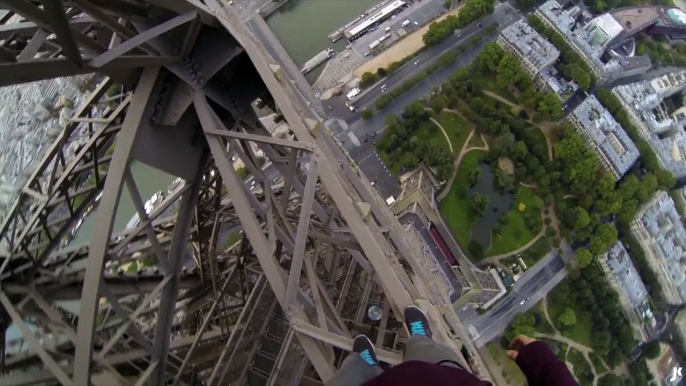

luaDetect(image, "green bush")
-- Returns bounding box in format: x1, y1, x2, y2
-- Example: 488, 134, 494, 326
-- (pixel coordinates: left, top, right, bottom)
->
360, 72, 378, 89
362, 108, 373, 120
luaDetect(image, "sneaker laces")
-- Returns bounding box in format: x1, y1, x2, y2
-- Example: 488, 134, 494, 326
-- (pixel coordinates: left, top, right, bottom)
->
410, 321, 426, 336
360, 349, 375, 365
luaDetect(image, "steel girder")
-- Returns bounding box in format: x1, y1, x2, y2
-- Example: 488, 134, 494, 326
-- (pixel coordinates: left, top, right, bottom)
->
0, 0, 481, 385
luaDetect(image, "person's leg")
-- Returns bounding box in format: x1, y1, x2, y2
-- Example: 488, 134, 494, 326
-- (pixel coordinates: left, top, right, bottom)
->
402, 306, 466, 370
326, 335, 383, 386
403, 335, 465, 369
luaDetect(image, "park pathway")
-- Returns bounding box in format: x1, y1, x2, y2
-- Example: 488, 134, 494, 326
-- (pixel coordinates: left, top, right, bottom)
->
436, 110, 489, 201
538, 297, 618, 385
428, 115, 454, 152
483, 90, 518, 108
483, 227, 545, 263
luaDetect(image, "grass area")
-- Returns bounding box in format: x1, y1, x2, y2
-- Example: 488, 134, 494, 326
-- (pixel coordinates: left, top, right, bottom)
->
220, 232, 241, 251
520, 236, 551, 268
568, 348, 595, 386
126, 261, 138, 273
590, 352, 609, 374
433, 110, 471, 153
530, 300, 556, 334
467, 132, 485, 149
547, 286, 593, 348
486, 340, 526, 386
439, 150, 485, 248
486, 186, 541, 257
473, 72, 519, 104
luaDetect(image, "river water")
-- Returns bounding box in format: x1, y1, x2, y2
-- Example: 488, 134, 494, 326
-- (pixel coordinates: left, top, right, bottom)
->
266, 0, 378, 81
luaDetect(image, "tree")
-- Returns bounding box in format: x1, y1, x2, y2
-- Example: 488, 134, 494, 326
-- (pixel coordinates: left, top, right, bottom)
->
507, 312, 536, 340
468, 240, 484, 258
477, 43, 504, 71
558, 308, 577, 326
444, 0, 452, 8
537, 93, 563, 120
362, 108, 373, 120
471, 193, 489, 216
497, 54, 523, 87
468, 167, 482, 187
599, 374, 622, 386
656, 169, 676, 190
589, 223, 618, 255
377, 67, 387, 77
576, 248, 593, 268
430, 97, 444, 114
574, 207, 590, 230
360, 72, 377, 88
567, 64, 591, 90
643, 340, 661, 359
636, 173, 658, 202
497, 172, 515, 192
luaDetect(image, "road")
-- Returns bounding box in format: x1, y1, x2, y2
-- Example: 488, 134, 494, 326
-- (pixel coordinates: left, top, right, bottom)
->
467, 243, 576, 347
348, 133, 402, 199
334, 3, 518, 120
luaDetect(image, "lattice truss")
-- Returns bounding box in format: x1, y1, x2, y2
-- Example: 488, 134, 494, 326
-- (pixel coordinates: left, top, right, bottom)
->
0, 1, 483, 385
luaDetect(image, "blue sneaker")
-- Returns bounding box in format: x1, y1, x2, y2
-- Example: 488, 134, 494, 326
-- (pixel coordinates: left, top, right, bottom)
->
405, 305, 433, 339
353, 335, 378, 366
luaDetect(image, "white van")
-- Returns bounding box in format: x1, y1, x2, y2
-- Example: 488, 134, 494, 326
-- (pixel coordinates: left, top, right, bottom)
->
401, 20, 410, 27
385, 26, 391, 32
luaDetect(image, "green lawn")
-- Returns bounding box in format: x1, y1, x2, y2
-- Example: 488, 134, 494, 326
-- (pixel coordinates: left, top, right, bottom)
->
467, 132, 485, 149
547, 287, 594, 347
473, 72, 519, 104
486, 341, 526, 386
439, 150, 485, 248
433, 110, 471, 153
486, 186, 542, 257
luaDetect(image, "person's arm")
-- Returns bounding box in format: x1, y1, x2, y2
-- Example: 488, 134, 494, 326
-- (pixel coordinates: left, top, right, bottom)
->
507, 335, 577, 386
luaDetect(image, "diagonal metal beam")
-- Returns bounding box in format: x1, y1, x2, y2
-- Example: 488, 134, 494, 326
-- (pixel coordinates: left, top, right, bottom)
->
284, 156, 319, 311
204, 127, 315, 152
0, 56, 178, 86
0, 292, 73, 386
123, 166, 172, 274
196, 93, 335, 380
73, 67, 160, 385
149, 157, 205, 385
43, 0, 83, 65
89, 11, 197, 68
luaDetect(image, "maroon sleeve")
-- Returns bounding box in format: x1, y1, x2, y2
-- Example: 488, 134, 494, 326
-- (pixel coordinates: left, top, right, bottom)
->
515, 341, 578, 386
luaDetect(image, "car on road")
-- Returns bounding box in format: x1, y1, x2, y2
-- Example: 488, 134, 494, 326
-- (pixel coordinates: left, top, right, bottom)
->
519, 300, 525, 306
477, 23, 482, 28
381, 84, 387, 92
414, 61, 418, 65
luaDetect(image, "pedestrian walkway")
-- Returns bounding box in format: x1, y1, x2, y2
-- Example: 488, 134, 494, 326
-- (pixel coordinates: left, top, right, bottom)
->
436, 109, 489, 201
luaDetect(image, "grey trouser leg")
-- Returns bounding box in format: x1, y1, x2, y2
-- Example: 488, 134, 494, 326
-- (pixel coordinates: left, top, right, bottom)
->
326, 353, 384, 386
403, 335, 466, 369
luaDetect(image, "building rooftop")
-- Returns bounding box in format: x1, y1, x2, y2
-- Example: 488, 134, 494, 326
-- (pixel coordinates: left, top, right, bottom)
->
634, 191, 686, 302
569, 95, 639, 178
602, 241, 649, 308
500, 20, 560, 73
537, 0, 622, 75
613, 72, 686, 177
